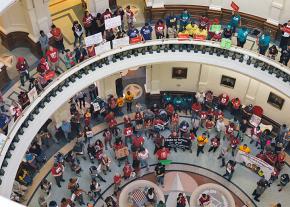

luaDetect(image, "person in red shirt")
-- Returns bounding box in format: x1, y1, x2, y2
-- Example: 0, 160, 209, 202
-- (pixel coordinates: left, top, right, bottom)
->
153, 132, 164, 154
224, 122, 235, 140
16, 56, 30, 86
37, 57, 50, 76
102, 8, 112, 21
123, 115, 132, 127
83, 11, 94, 36
171, 112, 179, 131
205, 117, 215, 137
219, 93, 229, 111
199, 193, 211, 206
207, 108, 214, 119
87, 45, 96, 57
132, 134, 144, 150
51, 162, 65, 188
50, 24, 65, 53
155, 19, 165, 39
108, 118, 118, 136
228, 135, 240, 156
250, 126, 262, 147
214, 109, 224, 121
103, 129, 112, 149
231, 97, 241, 117
156, 146, 170, 160
177, 193, 187, 207
113, 173, 122, 195
208, 136, 220, 153
191, 102, 202, 114
205, 90, 213, 107
46, 46, 59, 71
124, 125, 133, 146
199, 110, 207, 128
123, 161, 132, 179
165, 103, 175, 117
199, 14, 209, 30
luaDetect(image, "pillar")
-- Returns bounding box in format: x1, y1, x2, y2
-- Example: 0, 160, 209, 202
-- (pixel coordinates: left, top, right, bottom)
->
197, 64, 209, 92
97, 79, 106, 99
22, 0, 40, 42
145, 65, 152, 93
87, 0, 110, 15
244, 79, 260, 105
267, 0, 284, 25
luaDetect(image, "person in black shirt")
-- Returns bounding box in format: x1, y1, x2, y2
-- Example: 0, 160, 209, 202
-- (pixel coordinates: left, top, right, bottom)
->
223, 25, 233, 39
155, 163, 165, 187
278, 173, 289, 192
89, 179, 103, 200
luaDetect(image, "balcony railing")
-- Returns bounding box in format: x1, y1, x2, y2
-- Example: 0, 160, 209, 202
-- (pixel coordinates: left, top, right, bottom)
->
0, 38, 289, 198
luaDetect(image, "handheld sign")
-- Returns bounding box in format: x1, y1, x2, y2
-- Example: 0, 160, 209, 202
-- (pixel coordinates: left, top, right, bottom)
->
209, 24, 221, 33
194, 35, 206, 41
130, 35, 142, 44
231, 1, 239, 11
112, 36, 130, 48
94, 41, 111, 56
221, 38, 232, 49
85, 33, 103, 47
105, 15, 121, 30
160, 159, 172, 165
178, 33, 190, 41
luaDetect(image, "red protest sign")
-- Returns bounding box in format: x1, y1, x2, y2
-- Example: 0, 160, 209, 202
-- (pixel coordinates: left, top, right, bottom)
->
178, 33, 190, 40
130, 36, 142, 44
231, 1, 239, 11
194, 35, 206, 41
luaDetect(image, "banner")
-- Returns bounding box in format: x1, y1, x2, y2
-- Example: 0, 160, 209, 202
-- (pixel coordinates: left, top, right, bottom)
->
178, 33, 190, 40
105, 15, 122, 30
0, 133, 7, 152
28, 87, 38, 103
94, 41, 111, 56
194, 35, 206, 41
112, 36, 130, 48
85, 33, 103, 47
129, 36, 142, 44
221, 38, 232, 49
209, 24, 222, 33
231, 1, 239, 11
235, 150, 274, 180
164, 137, 191, 150
115, 147, 129, 159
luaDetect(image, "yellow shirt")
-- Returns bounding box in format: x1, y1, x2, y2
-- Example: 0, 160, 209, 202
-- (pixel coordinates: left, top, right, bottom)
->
195, 28, 208, 37
125, 94, 134, 102
117, 97, 124, 107
185, 24, 198, 36
197, 136, 208, 146
239, 145, 251, 154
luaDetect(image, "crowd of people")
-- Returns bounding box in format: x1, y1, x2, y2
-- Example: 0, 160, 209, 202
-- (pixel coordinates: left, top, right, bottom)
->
0, 3, 290, 207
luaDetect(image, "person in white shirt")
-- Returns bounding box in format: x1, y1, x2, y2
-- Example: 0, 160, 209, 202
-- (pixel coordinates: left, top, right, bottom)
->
280, 20, 290, 50
138, 147, 150, 171
215, 117, 225, 139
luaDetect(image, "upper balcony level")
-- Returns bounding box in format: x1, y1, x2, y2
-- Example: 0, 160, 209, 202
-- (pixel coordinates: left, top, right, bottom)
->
0, 37, 290, 198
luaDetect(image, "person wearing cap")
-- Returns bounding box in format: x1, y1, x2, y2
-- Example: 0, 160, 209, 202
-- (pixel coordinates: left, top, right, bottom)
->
258, 30, 271, 55
46, 46, 59, 71
140, 22, 153, 41
229, 11, 241, 33
237, 27, 249, 48
16, 56, 30, 86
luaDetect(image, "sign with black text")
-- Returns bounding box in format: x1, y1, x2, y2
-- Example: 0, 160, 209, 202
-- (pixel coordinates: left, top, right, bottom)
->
164, 137, 191, 150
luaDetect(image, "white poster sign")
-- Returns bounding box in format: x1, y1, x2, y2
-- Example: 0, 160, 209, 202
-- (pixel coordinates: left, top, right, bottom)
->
28, 87, 38, 103
105, 15, 121, 30
235, 150, 274, 180
94, 42, 111, 56
112, 36, 130, 48
85, 32, 103, 47
0, 133, 7, 152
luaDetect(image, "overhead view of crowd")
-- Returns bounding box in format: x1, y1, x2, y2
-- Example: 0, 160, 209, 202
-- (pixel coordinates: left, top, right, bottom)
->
0, 2, 289, 207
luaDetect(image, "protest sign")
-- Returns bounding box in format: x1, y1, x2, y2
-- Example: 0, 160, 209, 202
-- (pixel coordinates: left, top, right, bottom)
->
164, 137, 191, 150
94, 41, 111, 56
210, 24, 222, 33
105, 15, 121, 30
28, 87, 38, 103
112, 36, 130, 48
231, 1, 239, 11
85, 33, 103, 47
221, 38, 232, 49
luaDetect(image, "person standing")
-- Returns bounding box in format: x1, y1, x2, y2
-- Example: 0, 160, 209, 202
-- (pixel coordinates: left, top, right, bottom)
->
138, 147, 150, 171
196, 133, 208, 157
179, 9, 191, 31
176, 193, 187, 207
16, 57, 30, 87
155, 19, 165, 39
140, 22, 153, 41
222, 160, 236, 181
113, 173, 122, 195
90, 179, 103, 200
72, 20, 84, 47
83, 11, 94, 36
51, 162, 65, 188
277, 173, 289, 192
229, 11, 241, 33
125, 91, 134, 112
50, 24, 65, 54
252, 177, 270, 202
237, 27, 249, 48
114, 6, 125, 32
258, 31, 271, 55
155, 163, 165, 187
279, 20, 290, 50
279, 46, 290, 66
39, 30, 49, 56
208, 136, 220, 153
101, 154, 111, 175
46, 46, 59, 72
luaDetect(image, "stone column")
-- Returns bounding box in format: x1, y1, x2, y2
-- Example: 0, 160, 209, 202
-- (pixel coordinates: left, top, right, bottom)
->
97, 79, 106, 99
34, 0, 52, 34
22, 0, 40, 42
87, 0, 110, 15
145, 65, 152, 93
152, 0, 164, 8
267, 0, 284, 25
197, 64, 208, 92
244, 79, 260, 105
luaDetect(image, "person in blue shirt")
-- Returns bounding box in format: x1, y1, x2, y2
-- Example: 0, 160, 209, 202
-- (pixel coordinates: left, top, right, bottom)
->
258, 31, 271, 55
179, 9, 191, 32
166, 12, 178, 29
127, 25, 139, 40
140, 22, 153, 41
237, 27, 249, 48
229, 11, 241, 33
0, 112, 10, 135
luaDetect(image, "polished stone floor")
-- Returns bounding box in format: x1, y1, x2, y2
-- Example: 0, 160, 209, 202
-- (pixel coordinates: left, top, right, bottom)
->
28, 115, 290, 207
